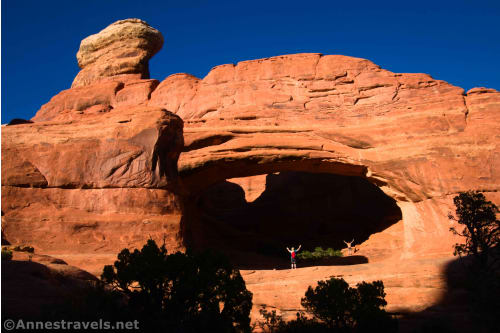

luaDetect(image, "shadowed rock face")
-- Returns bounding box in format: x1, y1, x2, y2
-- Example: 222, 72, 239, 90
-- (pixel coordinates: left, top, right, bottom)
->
2, 252, 97, 320
184, 172, 402, 268
2, 18, 500, 317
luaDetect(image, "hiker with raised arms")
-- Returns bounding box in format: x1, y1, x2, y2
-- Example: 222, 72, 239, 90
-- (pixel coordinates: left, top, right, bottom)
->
286, 245, 301, 269
344, 239, 355, 255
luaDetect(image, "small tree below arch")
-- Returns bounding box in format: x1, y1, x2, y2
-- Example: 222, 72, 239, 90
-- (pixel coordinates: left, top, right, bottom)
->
448, 190, 499, 270
448, 191, 500, 331
301, 277, 397, 332
101, 239, 253, 332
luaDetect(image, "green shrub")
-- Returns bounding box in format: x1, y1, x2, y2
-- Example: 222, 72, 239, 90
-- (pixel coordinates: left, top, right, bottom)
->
449, 191, 499, 270
448, 191, 500, 331
13, 245, 35, 253
301, 277, 397, 332
297, 247, 342, 260
101, 239, 253, 332
258, 277, 397, 332
2, 247, 13, 260
257, 306, 285, 332
325, 247, 343, 257
257, 308, 330, 333
276, 312, 331, 333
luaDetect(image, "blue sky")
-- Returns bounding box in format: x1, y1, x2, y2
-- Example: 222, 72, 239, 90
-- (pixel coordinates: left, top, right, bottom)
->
2, 0, 500, 123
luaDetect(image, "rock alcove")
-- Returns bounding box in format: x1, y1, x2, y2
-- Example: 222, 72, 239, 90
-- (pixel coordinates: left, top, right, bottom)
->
181, 171, 402, 269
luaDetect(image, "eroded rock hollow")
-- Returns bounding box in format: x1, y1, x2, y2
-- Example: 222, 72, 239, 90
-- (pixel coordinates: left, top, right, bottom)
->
184, 172, 402, 269
2, 18, 499, 316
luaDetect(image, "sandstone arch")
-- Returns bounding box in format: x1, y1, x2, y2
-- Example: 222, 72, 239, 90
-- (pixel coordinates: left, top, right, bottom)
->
181, 171, 403, 269
169, 54, 500, 262
2, 19, 499, 316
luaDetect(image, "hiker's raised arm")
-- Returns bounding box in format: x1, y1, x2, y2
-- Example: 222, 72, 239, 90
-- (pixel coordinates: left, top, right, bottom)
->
351, 239, 354, 244
297, 245, 301, 251
343, 240, 348, 245
286, 247, 292, 253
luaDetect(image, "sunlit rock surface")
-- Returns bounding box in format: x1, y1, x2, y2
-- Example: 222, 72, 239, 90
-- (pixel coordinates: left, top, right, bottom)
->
72, 18, 163, 88
2, 19, 499, 324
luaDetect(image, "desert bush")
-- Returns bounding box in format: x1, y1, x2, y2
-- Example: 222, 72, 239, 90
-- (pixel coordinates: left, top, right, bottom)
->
257, 277, 396, 333
449, 191, 499, 270
298, 247, 343, 260
448, 191, 500, 331
301, 277, 397, 332
13, 245, 35, 253
2, 247, 13, 260
277, 312, 331, 333
257, 308, 330, 333
101, 239, 253, 332
257, 306, 285, 333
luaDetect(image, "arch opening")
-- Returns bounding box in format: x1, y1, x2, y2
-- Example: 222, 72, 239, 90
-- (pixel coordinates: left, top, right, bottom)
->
182, 171, 402, 269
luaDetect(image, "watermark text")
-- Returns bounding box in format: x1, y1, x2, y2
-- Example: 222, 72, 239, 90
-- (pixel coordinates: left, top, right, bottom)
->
3, 319, 139, 331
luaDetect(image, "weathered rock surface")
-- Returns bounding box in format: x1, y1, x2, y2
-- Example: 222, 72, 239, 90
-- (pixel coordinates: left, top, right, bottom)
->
33, 79, 160, 122
242, 257, 445, 319
242, 255, 476, 333
148, 53, 499, 261
72, 18, 163, 88
2, 19, 499, 324
2, 105, 185, 270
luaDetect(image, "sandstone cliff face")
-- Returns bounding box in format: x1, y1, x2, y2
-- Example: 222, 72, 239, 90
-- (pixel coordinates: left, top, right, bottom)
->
2, 105, 184, 270
147, 52, 499, 260
2, 19, 499, 316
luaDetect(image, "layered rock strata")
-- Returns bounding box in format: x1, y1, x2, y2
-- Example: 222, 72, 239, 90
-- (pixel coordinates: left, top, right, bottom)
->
2, 105, 184, 271
72, 18, 163, 88
148, 53, 500, 260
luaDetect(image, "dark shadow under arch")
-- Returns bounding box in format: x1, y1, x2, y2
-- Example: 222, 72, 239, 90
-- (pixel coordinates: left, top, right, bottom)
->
181, 171, 402, 269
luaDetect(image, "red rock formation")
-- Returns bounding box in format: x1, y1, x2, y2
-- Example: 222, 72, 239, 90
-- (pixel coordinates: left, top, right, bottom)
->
151, 53, 500, 265
2, 19, 499, 320
72, 18, 163, 88
2, 105, 184, 275
33, 78, 161, 122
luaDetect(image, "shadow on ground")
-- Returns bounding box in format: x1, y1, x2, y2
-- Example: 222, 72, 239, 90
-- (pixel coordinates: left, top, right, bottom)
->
397, 255, 499, 333
1, 259, 95, 320
233, 254, 369, 270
